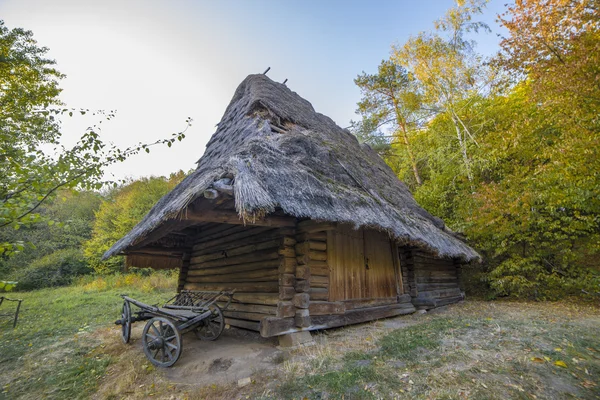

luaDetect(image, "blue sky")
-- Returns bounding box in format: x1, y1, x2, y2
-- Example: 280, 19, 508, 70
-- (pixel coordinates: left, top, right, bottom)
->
0, 0, 509, 180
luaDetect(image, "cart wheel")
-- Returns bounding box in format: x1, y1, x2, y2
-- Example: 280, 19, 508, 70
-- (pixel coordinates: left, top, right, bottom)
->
121, 301, 132, 344
142, 317, 182, 368
194, 304, 224, 341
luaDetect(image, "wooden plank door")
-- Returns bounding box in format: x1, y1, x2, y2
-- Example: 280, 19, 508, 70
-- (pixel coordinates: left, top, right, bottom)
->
328, 224, 365, 301
363, 230, 397, 298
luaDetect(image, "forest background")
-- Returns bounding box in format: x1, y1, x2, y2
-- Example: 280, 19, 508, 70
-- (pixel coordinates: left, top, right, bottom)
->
1, 0, 598, 300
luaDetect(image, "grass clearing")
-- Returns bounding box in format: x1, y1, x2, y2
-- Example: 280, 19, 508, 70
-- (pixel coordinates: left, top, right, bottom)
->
1, 278, 599, 399
0, 271, 177, 400
267, 301, 600, 400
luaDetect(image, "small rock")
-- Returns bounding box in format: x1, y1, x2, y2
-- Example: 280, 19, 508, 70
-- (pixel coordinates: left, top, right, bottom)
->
417, 309, 427, 314
238, 377, 252, 388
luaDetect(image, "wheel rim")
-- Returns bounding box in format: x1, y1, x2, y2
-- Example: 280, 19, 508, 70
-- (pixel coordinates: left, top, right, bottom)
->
142, 317, 182, 367
194, 305, 224, 341
121, 301, 131, 344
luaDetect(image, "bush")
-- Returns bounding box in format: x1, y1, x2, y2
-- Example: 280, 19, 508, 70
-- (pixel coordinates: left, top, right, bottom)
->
76, 269, 178, 293
12, 248, 91, 291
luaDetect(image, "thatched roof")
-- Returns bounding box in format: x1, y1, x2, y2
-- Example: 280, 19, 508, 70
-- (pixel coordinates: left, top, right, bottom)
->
104, 74, 480, 261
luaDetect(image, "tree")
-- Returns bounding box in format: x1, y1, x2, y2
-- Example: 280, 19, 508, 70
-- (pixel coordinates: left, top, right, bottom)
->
353, 60, 425, 186
83, 172, 187, 274
497, 0, 600, 114
0, 21, 190, 256
392, 0, 495, 183
0, 190, 102, 288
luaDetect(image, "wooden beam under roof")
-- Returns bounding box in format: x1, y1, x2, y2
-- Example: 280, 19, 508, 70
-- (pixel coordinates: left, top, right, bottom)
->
183, 209, 296, 228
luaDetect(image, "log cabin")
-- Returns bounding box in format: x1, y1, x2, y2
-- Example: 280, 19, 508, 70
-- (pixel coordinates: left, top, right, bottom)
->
103, 74, 480, 338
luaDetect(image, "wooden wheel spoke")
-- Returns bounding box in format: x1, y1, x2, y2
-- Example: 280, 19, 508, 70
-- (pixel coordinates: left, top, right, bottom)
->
146, 333, 158, 340
165, 341, 178, 350
153, 348, 160, 360
151, 323, 160, 336
164, 335, 177, 342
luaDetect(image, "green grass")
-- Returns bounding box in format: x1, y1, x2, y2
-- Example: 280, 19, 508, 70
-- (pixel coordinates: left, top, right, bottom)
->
0, 272, 176, 400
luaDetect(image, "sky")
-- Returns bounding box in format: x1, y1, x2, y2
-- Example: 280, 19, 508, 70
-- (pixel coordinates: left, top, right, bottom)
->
1, 0, 509, 181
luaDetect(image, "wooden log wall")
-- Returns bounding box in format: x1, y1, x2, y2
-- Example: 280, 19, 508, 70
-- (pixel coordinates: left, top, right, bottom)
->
409, 249, 463, 309
183, 224, 296, 332
177, 253, 191, 292
398, 248, 417, 297
293, 221, 331, 327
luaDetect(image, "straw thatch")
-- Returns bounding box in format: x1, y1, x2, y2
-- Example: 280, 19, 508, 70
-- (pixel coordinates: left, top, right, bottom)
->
104, 74, 480, 261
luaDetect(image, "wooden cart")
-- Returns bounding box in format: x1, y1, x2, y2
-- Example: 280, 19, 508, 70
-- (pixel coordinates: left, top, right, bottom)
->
115, 290, 234, 367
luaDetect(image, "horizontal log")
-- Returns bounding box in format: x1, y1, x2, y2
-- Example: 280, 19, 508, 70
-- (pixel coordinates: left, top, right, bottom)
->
435, 295, 464, 307
412, 297, 437, 308
416, 283, 459, 291
194, 224, 246, 244
310, 264, 329, 277
227, 292, 279, 306
279, 247, 296, 258
260, 317, 297, 337
397, 294, 412, 303
193, 227, 273, 252
186, 269, 278, 283
309, 275, 329, 287
127, 247, 187, 256
193, 229, 291, 256
187, 259, 280, 277
415, 277, 459, 284
297, 251, 327, 265
297, 220, 336, 233
292, 293, 310, 308
294, 279, 310, 293
295, 232, 327, 242
296, 264, 311, 280
344, 297, 398, 310
309, 301, 345, 315
282, 237, 297, 247
184, 281, 278, 292
279, 274, 296, 287
225, 317, 260, 332
220, 302, 276, 315
309, 288, 328, 301
185, 209, 296, 228
280, 286, 295, 300
278, 257, 297, 274
417, 288, 462, 298
223, 310, 271, 322
191, 248, 279, 268
192, 238, 282, 263
295, 309, 311, 328
295, 241, 327, 254
277, 301, 295, 318
310, 303, 416, 331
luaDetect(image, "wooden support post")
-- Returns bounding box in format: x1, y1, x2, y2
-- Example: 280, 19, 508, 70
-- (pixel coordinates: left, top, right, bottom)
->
278, 233, 298, 325
177, 252, 191, 293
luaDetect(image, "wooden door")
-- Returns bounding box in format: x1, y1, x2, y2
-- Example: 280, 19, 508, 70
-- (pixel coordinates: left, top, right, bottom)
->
328, 224, 364, 301
328, 225, 400, 301
363, 230, 397, 298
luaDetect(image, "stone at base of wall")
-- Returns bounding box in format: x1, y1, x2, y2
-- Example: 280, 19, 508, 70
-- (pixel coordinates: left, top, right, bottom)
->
278, 331, 314, 347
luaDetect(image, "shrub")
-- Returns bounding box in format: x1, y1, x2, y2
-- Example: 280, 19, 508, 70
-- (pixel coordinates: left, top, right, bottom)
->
77, 270, 178, 293
12, 248, 91, 291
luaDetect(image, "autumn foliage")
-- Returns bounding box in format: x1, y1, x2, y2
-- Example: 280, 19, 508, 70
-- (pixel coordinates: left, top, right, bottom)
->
354, 0, 600, 299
